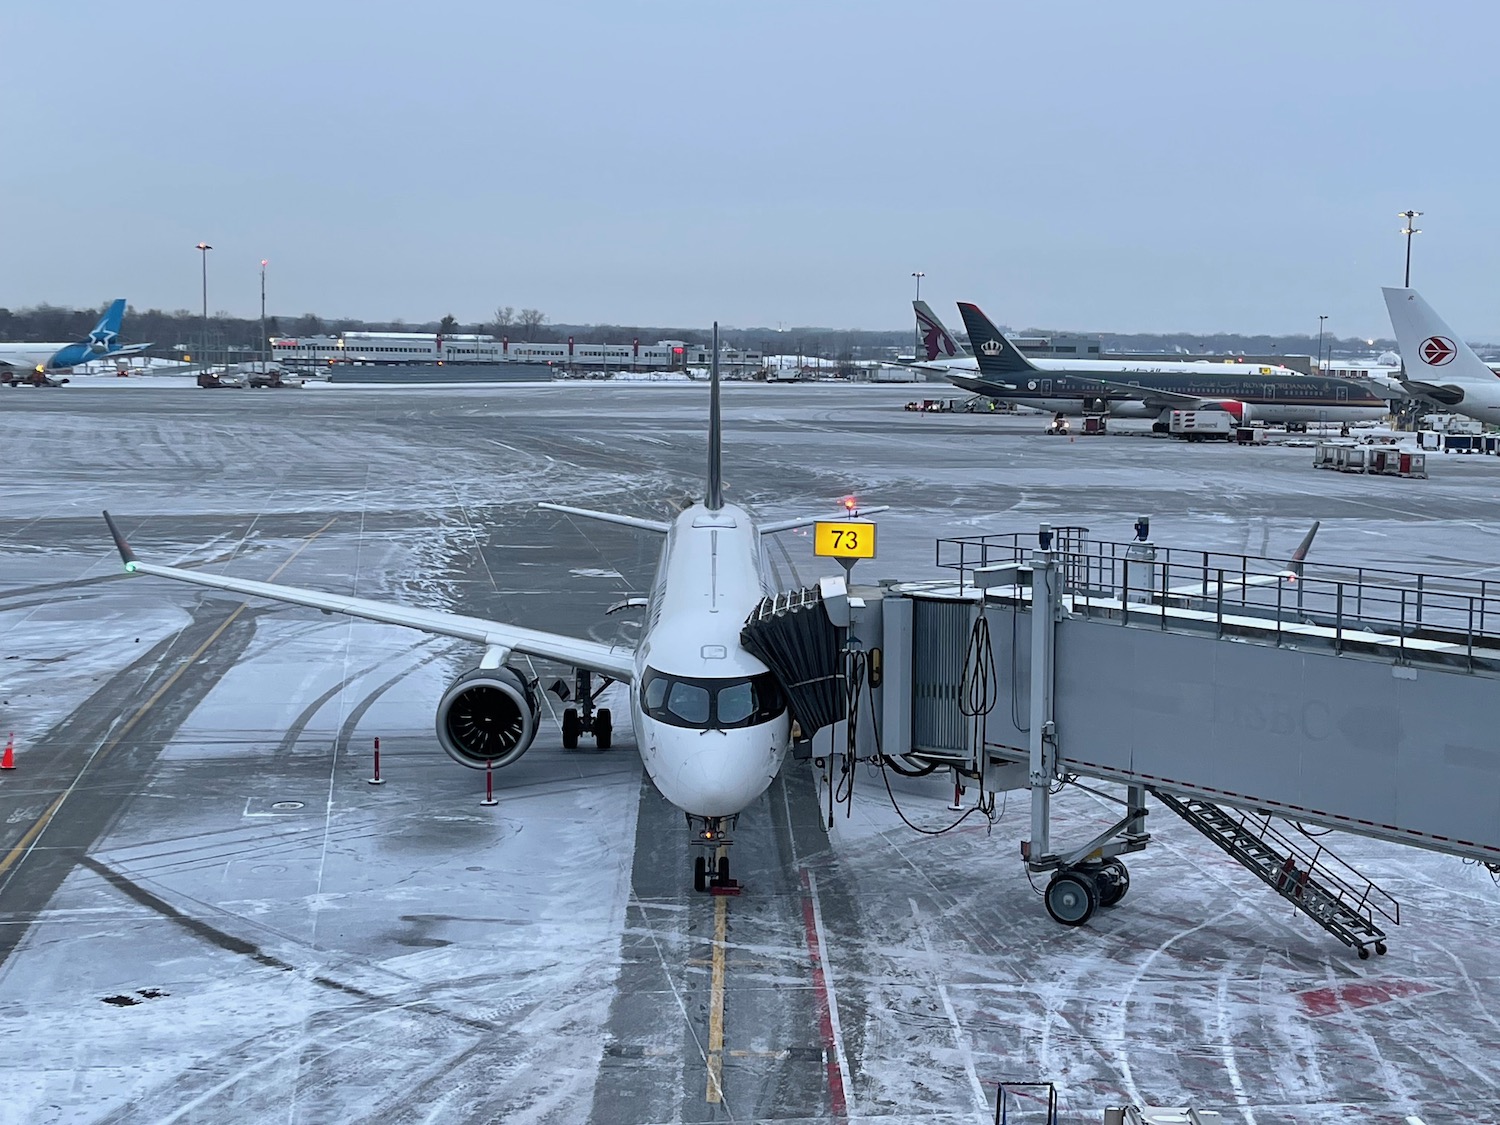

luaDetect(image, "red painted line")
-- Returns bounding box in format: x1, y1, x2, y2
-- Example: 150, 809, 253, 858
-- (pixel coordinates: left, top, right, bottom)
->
800, 868, 848, 1119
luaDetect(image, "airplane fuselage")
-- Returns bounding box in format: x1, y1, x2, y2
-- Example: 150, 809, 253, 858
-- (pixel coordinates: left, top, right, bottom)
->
0, 341, 103, 372
950, 369, 1389, 424
630, 502, 790, 818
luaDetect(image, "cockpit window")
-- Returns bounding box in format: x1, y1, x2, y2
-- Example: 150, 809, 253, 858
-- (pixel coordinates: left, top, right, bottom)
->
641, 668, 786, 730
666, 681, 711, 725
715, 680, 755, 725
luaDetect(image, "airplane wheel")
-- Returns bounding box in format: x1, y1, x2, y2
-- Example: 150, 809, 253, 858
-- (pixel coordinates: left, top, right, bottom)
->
561, 707, 580, 750
717, 856, 730, 886
1044, 871, 1098, 927
694, 856, 708, 893
1097, 859, 1130, 907
594, 708, 612, 750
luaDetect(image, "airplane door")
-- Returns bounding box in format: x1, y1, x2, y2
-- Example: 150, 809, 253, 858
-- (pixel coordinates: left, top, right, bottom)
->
1041, 379, 1053, 393
1337, 384, 1348, 402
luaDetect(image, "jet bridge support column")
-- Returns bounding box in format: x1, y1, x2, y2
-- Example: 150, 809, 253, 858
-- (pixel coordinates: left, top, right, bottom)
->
1028, 542, 1058, 859
1019, 531, 1150, 928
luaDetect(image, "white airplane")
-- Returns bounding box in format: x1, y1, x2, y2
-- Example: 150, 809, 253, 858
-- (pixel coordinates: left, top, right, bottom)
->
0, 300, 150, 385
102, 330, 882, 893
1381, 287, 1500, 425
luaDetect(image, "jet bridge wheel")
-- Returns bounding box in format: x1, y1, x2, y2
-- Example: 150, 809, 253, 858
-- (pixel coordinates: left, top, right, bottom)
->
1095, 859, 1130, 908
1044, 870, 1099, 927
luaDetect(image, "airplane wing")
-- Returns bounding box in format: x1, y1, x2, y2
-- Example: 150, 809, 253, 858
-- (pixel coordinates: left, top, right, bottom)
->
759, 506, 890, 534
1394, 378, 1465, 407
1088, 379, 1206, 409
538, 502, 669, 534
945, 373, 1018, 394
1165, 521, 1320, 598
102, 511, 636, 681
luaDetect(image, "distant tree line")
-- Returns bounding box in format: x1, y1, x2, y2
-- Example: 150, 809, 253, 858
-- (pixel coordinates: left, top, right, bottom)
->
0, 301, 1457, 360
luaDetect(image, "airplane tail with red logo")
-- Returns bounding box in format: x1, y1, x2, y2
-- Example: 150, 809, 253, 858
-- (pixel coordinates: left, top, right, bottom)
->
912, 300, 966, 363
1383, 287, 1498, 402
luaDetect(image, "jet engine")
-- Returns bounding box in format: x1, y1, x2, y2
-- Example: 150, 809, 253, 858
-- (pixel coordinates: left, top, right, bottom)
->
1201, 400, 1251, 422
435, 665, 540, 769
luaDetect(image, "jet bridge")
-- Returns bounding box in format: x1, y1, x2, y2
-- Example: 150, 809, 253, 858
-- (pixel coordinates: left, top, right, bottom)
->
755, 523, 1500, 956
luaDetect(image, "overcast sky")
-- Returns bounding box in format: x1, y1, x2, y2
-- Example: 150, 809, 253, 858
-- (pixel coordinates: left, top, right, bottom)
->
4, 1, 1496, 338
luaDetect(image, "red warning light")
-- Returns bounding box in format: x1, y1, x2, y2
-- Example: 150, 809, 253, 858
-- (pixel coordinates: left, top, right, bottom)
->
843, 496, 858, 511
673, 346, 685, 355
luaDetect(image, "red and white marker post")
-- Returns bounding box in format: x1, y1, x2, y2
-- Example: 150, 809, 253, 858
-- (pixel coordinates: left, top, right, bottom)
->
367, 736, 385, 786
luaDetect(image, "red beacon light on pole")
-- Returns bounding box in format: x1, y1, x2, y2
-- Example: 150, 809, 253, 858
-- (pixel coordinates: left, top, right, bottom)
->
843, 495, 859, 516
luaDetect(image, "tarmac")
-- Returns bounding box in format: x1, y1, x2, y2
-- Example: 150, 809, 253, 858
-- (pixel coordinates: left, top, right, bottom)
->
0, 382, 1497, 1124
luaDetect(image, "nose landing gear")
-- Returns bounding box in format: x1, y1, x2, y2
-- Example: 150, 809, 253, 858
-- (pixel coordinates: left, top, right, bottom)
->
689, 814, 741, 895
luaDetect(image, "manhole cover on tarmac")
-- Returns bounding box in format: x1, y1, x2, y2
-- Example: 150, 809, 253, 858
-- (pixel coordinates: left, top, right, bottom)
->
271, 801, 305, 810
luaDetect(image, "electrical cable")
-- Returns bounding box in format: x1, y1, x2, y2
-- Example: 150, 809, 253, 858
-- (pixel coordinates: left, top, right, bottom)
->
866, 614, 996, 836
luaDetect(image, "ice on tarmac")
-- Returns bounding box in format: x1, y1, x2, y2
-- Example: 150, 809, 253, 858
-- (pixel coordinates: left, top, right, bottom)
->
0, 383, 1497, 1123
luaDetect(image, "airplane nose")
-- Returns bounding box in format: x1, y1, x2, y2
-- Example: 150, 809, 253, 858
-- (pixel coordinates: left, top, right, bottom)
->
666, 736, 774, 818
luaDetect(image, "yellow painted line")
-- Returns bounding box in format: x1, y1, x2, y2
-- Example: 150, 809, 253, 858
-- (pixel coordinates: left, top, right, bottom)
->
705, 847, 730, 1104
0, 518, 337, 883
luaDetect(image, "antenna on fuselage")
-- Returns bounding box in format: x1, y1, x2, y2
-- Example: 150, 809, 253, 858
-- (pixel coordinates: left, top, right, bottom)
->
706, 321, 723, 510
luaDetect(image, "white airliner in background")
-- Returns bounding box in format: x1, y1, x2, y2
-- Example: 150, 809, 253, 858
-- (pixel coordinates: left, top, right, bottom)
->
0, 299, 150, 384
103, 331, 877, 893
1381, 287, 1500, 425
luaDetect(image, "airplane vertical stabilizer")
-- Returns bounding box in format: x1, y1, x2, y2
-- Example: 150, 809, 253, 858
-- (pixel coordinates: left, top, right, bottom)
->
91, 299, 127, 349
913, 300, 965, 362
706, 322, 723, 510
1383, 287, 1499, 390
955, 302, 1039, 377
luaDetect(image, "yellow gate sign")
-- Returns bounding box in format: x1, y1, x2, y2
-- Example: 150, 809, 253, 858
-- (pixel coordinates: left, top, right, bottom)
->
814, 520, 876, 559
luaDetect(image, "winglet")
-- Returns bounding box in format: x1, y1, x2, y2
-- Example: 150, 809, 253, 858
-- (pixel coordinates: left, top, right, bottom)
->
706, 321, 723, 511
102, 510, 139, 571
1288, 520, 1319, 576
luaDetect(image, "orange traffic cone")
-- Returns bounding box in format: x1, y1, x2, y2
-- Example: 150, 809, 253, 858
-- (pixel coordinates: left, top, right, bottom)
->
1, 733, 14, 770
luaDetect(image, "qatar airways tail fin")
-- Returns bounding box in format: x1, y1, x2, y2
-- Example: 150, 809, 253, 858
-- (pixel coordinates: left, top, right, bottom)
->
1383, 287, 1498, 398
912, 301, 965, 363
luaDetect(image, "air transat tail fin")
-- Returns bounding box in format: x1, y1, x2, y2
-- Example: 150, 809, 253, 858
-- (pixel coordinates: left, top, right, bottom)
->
89, 300, 127, 352
954, 302, 1038, 377
913, 300, 965, 362
1382, 287, 1500, 393
707, 322, 723, 510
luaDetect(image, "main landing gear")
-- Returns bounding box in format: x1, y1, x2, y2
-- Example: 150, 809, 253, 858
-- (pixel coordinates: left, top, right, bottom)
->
689, 815, 740, 895
1043, 858, 1130, 927
555, 668, 614, 750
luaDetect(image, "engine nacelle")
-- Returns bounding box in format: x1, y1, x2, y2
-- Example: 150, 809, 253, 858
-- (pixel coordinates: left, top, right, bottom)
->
435, 665, 540, 769
1201, 399, 1252, 423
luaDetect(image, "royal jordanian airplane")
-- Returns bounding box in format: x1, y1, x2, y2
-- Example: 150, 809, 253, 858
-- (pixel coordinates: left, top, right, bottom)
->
1381, 287, 1500, 425
102, 330, 878, 893
0, 299, 150, 385
948, 302, 1389, 427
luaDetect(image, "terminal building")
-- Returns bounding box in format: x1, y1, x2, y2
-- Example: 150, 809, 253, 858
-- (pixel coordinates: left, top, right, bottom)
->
270, 332, 763, 375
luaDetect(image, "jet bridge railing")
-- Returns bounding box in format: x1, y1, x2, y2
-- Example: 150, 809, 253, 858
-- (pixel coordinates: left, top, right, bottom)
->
936, 532, 1500, 673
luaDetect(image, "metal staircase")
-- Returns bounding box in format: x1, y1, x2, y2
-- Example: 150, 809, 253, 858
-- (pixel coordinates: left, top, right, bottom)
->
1150, 789, 1400, 958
